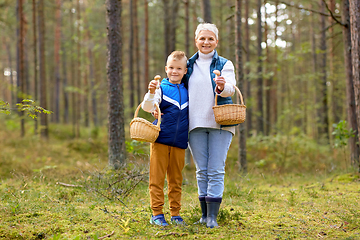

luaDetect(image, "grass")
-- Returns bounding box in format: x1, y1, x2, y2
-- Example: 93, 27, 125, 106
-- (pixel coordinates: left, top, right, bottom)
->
0, 116, 359, 239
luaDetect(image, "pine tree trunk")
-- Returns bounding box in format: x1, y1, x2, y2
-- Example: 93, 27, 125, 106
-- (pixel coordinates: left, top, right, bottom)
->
272, 0, 278, 132
264, 0, 271, 136
84, 14, 97, 127
54, 0, 61, 123
318, 0, 329, 142
202, 0, 212, 23
256, 0, 264, 134
169, 0, 179, 53
76, 0, 83, 134
236, 0, 247, 173
129, 0, 135, 110
349, 0, 360, 172
310, 5, 318, 139
184, 0, 190, 57
61, 8, 69, 124
106, 0, 126, 169
133, 0, 141, 104
17, 0, 25, 137
5, 41, 15, 108
328, 0, 340, 127
38, 0, 48, 138
70, 1, 76, 137
245, 0, 252, 137
144, 0, 149, 93
32, 0, 39, 133
342, 0, 360, 170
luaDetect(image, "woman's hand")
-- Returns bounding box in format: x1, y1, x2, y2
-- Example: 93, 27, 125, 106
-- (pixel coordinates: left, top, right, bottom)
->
214, 75, 226, 92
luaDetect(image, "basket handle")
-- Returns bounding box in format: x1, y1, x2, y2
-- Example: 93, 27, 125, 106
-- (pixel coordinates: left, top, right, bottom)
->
214, 84, 244, 106
133, 103, 161, 128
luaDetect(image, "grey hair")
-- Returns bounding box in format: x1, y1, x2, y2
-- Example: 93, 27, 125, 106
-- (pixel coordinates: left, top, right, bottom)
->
195, 23, 219, 40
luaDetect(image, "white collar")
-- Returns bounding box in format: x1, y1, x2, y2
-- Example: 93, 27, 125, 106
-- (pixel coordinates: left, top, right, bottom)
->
198, 50, 215, 61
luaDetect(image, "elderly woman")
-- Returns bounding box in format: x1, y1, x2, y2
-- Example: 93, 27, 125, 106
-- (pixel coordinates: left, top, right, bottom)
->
184, 23, 237, 228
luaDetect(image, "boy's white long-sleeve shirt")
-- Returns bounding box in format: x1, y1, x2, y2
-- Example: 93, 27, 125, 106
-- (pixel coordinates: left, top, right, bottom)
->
141, 89, 162, 113
188, 51, 236, 135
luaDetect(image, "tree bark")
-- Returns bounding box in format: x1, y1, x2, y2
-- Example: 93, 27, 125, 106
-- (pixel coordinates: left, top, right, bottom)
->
264, 0, 271, 136
318, 0, 329, 142
257, 0, 264, 134
162, 0, 178, 57
54, 0, 61, 123
328, 0, 339, 126
133, 0, 141, 104
38, 0, 48, 138
84, 13, 97, 127
349, 0, 360, 172
129, 0, 135, 110
106, 0, 126, 169
76, 0, 83, 133
184, 0, 190, 57
202, 0, 212, 23
61, 5, 69, 124
272, 0, 278, 132
245, 0, 252, 136
235, 0, 247, 173
169, 0, 179, 54
163, 0, 170, 57
18, 0, 25, 137
32, 0, 39, 132
310, 4, 318, 139
144, 0, 149, 93
70, 0, 77, 137
342, 0, 359, 170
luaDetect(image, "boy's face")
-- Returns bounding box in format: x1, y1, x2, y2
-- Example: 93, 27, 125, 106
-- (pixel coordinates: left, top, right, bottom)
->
195, 30, 218, 54
165, 58, 187, 84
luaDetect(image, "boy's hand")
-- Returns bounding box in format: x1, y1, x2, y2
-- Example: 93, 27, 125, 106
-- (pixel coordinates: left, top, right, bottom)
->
152, 109, 163, 118
148, 80, 159, 94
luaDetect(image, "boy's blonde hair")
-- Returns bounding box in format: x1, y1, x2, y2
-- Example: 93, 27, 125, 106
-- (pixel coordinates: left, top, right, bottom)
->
195, 23, 219, 40
167, 51, 187, 67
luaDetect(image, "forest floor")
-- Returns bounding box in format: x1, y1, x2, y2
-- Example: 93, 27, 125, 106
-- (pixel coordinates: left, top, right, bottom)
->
0, 120, 359, 239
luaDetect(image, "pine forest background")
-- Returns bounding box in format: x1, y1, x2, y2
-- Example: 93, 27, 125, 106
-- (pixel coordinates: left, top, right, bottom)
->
1, 0, 360, 173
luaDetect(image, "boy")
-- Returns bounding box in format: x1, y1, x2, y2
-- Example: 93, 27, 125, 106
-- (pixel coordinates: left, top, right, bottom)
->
141, 51, 189, 226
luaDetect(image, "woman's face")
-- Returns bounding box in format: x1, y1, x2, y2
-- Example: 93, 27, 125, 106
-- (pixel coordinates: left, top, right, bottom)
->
195, 30, 218, 54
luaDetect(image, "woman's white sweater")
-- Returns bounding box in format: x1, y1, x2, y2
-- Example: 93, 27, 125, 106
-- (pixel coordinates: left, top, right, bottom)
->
188, 51, 237, 135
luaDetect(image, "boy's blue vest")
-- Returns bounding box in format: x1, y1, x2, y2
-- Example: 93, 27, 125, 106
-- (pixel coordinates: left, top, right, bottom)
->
153, 79, 189, 149
183, 50, 234, 106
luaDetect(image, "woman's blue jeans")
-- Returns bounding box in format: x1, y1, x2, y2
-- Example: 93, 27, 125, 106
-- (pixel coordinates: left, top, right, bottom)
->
188, 128, 233, 198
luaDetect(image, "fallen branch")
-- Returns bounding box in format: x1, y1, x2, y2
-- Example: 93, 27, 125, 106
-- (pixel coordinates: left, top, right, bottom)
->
98, 231, 115, 239
56, 182, 84, 188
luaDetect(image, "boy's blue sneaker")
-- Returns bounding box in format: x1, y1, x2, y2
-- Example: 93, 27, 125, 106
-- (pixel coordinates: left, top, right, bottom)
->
150, 214, 169, 226
171, 216, 186, 225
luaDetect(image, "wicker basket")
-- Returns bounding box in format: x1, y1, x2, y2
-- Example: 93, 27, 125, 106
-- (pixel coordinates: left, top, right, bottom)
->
130, 103, 161, 143
212, 85, 246, 125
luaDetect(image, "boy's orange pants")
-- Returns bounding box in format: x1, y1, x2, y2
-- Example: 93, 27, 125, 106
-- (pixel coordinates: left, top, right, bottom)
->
149, 142, 185, 217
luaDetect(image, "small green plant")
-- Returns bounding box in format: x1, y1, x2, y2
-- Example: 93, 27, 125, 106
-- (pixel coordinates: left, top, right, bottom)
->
126, 140, 148, 156
11, 203, 20, 215
0, 99, 52, 118
332, 120, 355, 148
0, 100, 10, 115
332, 120, 355, 170
288, 190, 296, 206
